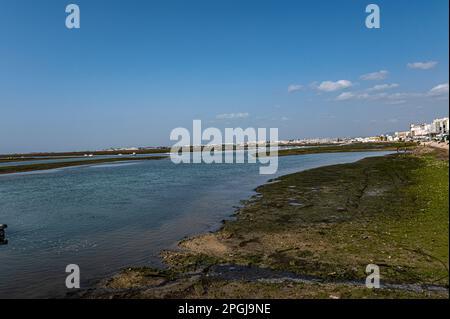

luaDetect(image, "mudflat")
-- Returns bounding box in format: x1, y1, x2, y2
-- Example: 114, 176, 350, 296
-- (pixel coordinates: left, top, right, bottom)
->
0, 156, 167, 175
76, 146, 449, 299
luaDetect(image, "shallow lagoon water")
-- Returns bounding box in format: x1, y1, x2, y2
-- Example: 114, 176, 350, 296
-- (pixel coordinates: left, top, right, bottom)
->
0, 153, 165, 167
0, 151, 392, 298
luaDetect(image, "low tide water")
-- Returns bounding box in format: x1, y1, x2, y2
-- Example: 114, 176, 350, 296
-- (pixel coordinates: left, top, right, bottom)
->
0, 151, 391, 298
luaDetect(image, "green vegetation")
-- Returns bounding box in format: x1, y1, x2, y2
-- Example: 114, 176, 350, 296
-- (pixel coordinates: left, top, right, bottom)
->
78, 146, 448, 299
0, 156, 167, 175
75, 273, 447, 299
0, 156, 85, 163
180, 280, 446, 299
261, 142, 418, 157
166, 148, 448, 282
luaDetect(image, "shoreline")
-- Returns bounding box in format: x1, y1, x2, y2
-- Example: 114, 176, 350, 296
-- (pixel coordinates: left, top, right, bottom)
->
0, 148, 170, 159
260, 142, 418, 157
75, 146, 449, 299
0, 156, 168, 175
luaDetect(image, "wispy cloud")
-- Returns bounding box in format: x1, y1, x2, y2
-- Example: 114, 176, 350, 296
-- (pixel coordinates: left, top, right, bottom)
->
387, 92, 423, 99
360, 70, 389, 81
336, 91, 395, 101
407, 61, 438, 70
287, 84, 303, 93
367, 83, 399, 92
317, 80, 352, 92
335, 83, 448, 104
216, 112, 249, 120
335, 92, 358, 101
428, 83, 449, 97
335, 91, 422, 103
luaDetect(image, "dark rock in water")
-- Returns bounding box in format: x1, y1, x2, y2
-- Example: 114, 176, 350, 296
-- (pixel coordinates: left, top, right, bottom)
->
0, 224, 8, 245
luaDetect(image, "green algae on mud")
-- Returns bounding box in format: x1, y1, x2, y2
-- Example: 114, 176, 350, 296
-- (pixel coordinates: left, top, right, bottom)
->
0, 156, 167, 175
259, 142, 418, 157
234, 151, 448, 284
0, 157, 85, 163
79, 147, 449, 299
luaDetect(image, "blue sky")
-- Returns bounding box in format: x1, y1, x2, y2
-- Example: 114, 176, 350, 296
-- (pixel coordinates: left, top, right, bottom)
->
0, 0, 448, 153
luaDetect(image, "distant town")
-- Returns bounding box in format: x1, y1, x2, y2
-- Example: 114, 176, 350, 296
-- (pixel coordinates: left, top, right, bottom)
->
99, 116, 449, 152
279, 116, 449, 145
5, 117, 446, 158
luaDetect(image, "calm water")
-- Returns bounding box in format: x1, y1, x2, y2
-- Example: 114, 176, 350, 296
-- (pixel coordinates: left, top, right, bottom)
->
0, 153, 167, 167
0, 151, 391, 298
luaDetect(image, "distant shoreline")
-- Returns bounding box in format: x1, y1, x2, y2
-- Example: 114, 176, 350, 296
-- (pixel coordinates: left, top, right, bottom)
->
0, 148, 170, 160
1, 142, 418, 175
0, 156, 167, 175
259, 142, 418, 157
1, 142, 416, 161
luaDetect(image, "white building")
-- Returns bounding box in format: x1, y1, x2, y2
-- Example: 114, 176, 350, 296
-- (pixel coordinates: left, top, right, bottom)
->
432, 117, 449, 135
394, 131, 411, 141
410, 123, 432, 137
408, 117, 449, 139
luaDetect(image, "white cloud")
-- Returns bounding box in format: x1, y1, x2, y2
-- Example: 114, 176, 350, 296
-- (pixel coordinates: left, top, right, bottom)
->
387, 92, 423, 100
428, 83, 449, 96
360, 70, 389, 81
407, 61, 438, 70
334, 83, 449, 104
335, 92, 373, 101
287, 84, 303, 93
335, 92, 356, 101
317, 80, 352, 92
216, 112, 249, 120
367, 83, 399, 92
335, 91, 422, 103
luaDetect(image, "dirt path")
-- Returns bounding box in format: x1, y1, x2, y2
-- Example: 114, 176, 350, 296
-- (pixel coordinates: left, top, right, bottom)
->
420, 141, 449, 151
